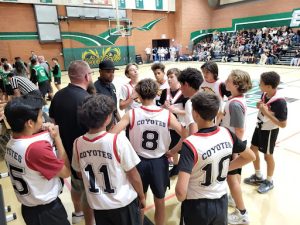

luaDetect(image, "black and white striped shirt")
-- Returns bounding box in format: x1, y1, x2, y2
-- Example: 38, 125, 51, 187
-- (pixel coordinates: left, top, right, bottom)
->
10, 76, 38, 95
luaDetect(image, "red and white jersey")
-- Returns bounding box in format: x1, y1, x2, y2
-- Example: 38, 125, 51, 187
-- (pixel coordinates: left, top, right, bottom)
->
184, 127, 233, 199
200, 80, 224, 109
184, 99, 195, 128
129, 105, 171, 158
257, 92, 286, 130
5, 131, 63, 206
155, 80, 169, 106
166, 88, 185, 126
72, 131, 140, 210
221, 96, 247, 141
119, 81, 141, 112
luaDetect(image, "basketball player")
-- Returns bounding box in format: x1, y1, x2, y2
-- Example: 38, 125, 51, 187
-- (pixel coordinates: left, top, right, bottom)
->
244, 71, 287, 193
200, 61, 231, 123
4, 94, 70, 225
175, 92, 255, 225
151, 62, 169, 106
119, 63, 141, 112
178, 67, 203, 135
220, 70, 252, 224
72, 95, 145, 225
111, 78, 183, 225
159, 68, 187, 177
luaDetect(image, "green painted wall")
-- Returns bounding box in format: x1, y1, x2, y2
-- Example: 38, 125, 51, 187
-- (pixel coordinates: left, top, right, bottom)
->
63, 46, 136, 69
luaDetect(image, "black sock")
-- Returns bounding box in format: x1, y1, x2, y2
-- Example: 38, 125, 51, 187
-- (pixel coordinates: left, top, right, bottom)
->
238, 209, 246, 215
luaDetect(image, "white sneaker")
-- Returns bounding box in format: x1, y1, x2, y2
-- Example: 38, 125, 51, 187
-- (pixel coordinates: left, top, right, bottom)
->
72, 212, 84, 224
228, 209, 249, 224
228, 194, 236, 208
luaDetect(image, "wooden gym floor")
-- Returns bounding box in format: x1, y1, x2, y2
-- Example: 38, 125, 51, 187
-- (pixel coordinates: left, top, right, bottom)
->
1, 61, 300, 225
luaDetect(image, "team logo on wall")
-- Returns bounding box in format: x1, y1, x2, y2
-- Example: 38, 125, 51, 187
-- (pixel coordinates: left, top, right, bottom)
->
290, 9, 300, 27
81, 47, 121, 66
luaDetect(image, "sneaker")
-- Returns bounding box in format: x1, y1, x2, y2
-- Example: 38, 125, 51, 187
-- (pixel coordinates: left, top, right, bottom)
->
228, 194, 236, 208
244, 174, 263, 186
257, 180, 274, 194
72, 212, 84, 224
169, 165, 179, 177
228, 209, 249, 224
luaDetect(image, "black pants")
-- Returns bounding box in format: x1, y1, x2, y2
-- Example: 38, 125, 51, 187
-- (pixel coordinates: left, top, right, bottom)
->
21, 198, 70, 225
94, 198, 142, 225
180, 194, 227, 225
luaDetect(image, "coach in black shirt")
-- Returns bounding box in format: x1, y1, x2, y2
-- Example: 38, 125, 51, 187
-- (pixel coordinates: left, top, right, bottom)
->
94, 59, 120, 129
49, 60, 94, 225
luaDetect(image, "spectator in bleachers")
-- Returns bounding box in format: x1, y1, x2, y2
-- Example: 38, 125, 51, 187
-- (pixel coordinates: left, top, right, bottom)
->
290, 49, 300, 66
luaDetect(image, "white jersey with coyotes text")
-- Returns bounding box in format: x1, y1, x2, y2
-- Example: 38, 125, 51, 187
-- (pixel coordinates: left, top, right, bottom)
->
221, 96, 247, 141
184, 127, 233, 199
5, 131, 63, 206
72, 132, 140, 210
257, 92, 286, 130
129, 105, 171, 158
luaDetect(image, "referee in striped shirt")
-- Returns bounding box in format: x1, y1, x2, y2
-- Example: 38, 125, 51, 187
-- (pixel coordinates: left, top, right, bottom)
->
8, 73, 40, 97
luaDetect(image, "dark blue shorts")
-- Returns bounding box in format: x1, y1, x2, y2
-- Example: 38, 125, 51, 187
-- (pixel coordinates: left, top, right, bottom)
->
137, 155, 170, 199
180, 194, 227, 225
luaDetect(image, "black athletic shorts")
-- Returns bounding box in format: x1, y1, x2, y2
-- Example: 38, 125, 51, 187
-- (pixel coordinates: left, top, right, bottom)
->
251, 127, 279, 154
94, 198, 142, 225
54, 77, 61, 85
21, 198, 70, 225
137, 155, 170, 199
180, 194, 227, 225
228, 140, 247, 175
38, 80, 50, 98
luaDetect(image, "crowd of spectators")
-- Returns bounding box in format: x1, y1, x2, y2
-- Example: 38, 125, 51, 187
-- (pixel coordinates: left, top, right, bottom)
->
193, 26, 300, 65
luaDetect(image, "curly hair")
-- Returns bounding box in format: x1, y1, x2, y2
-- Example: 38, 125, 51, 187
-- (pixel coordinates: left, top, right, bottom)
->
78, 95, 115, 129
260, 71, 280, 89
135, 78, 158, 100
151, 62, 165, 73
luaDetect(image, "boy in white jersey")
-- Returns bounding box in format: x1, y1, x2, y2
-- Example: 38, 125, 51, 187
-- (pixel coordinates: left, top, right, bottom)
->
119, 63, 141, 112
72, 95, 145, 225
159, 68, 188, 177
176, 92, 255, 225
244, 71, 287, 193
111, 78, 183, 225
4, 94, 70, 225
200, 61, 231, 121
178, 67, 203, 135
220, 70, 252, 224
151, 62, 169, 106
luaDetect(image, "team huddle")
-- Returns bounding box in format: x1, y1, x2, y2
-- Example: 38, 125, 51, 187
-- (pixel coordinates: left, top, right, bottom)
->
4, 60, 287, 225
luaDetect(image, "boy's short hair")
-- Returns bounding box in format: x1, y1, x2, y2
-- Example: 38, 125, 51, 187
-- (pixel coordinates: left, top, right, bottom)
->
178, 67, 203, 90
167, 68, 181, 78
4, 94, 44, 132
52, 57, 58, 62
7, 72, 14, 78
191, 92, 220, 121
260, 71, 280, 89
201, 61, 219, 80
78, 95, 115, 130
230, 69, 252, 93
124, 63, 138, 78
151, 62, 165, 73
135, 78, 158, 100
31, 57, 37, 65
3, 64, 9, 71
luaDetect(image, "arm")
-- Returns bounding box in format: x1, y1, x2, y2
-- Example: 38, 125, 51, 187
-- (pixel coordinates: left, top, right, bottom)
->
234, 127, 244, 140
126, 167, 146, 208
229, 147, 255, 171
13, 89, 21, 97
48, 124, 71, 178
175, 171, 190, 202
260, 103, 287, 128
110, 111, 130, 134
188, 123, 198, 135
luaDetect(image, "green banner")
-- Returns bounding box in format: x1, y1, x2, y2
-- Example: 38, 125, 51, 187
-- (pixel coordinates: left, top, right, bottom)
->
63, 46, 136, 69
40, 0, 52, 3
155, 0, 163, 10
118, 0, 126, 9
135, 0, 144, 9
